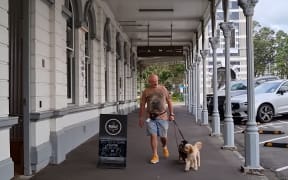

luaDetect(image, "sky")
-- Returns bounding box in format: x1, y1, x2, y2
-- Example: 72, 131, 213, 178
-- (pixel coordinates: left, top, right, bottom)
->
254, 0, 288, 33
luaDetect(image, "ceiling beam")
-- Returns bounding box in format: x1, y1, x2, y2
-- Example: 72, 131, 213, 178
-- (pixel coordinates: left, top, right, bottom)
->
132, 38, 191, 43
137, 46, 183, 57
123, 28, 196, 33
119, 16, 201, 22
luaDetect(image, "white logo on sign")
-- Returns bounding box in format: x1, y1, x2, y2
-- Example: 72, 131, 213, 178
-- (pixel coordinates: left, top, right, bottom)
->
105, 118, 122, 136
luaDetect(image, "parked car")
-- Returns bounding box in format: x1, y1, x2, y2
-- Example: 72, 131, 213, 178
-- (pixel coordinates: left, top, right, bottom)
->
207, 75, 279, 119
230, 79, 288, 123
207, 80, 247, 118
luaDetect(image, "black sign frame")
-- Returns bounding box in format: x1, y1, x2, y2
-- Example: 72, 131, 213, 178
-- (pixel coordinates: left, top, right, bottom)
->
98, 114, 127, 168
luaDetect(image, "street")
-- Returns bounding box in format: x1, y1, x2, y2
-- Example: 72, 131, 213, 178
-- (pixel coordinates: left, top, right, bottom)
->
228, 116, 288, 179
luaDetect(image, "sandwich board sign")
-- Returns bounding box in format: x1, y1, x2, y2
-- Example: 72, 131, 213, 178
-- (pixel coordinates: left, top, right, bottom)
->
98, 114, 127, 168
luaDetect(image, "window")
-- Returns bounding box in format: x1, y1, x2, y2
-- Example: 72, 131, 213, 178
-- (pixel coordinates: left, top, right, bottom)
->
123, 42, 128, 100
65, 0, 75, 104
230, 61, 240, 66
84, 21, 91, 103
230, 12, 239, 20
230, 28, 236, 48
130, 53, 135, 71
216, 12, 223, 21
231, 1, 238, 9
104, 19, 111, 102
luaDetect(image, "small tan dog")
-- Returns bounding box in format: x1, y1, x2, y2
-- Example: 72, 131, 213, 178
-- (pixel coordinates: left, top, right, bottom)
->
183, 141, 202, 171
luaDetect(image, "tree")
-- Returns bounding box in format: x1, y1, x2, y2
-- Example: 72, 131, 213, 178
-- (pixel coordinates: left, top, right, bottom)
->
253, 21, 276, 76
137, 63, 185, 93
274, 30, 288, 78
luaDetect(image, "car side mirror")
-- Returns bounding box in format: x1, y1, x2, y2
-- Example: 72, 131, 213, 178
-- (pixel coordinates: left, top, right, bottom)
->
278, 89, 287, 95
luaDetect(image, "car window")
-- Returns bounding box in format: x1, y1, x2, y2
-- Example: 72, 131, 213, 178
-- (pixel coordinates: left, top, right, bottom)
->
255, 81, 282, 94
231, 82, 247, 91
278, 82, 288, 93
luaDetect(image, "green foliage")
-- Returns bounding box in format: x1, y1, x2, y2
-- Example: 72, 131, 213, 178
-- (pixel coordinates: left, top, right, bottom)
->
253, 21, 276, 76
137, 63, 185, 94
253, 21, 288, 78
274, 31, 288, 78
171, 92, 184, 102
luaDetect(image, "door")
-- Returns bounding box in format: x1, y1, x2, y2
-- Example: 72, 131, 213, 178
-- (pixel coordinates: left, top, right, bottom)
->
9, 0, 24, 175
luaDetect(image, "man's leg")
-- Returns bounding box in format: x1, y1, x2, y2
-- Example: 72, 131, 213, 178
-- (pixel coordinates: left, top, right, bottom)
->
159, 120, 169, 158
160, 137, 167, 148
150, 134, 159, 164
151, 134, 158, 155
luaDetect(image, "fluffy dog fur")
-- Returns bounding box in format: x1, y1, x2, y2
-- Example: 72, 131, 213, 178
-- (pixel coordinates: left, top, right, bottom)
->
183, 141, 202, 171
178, 140, 188, 161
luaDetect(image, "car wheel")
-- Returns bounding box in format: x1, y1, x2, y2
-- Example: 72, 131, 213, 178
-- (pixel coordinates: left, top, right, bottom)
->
256, 103, 274, 123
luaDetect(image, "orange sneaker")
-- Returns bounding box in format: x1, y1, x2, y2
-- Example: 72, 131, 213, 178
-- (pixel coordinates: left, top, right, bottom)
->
163, 147, 169, 158
150, 154, 159, 164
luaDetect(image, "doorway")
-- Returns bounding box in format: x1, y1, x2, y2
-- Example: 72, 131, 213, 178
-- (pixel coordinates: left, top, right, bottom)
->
9, 0, 25, 175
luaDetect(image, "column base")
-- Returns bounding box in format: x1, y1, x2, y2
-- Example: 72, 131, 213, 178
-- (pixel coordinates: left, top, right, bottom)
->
240, 165, 264, 176
221, 145, 237, 151
197, 107, 202, 120
209, 132, 221, 137
202, 110, 209, 125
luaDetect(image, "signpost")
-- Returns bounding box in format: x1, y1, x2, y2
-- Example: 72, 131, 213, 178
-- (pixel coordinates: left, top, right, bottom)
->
98, 114, 127, 168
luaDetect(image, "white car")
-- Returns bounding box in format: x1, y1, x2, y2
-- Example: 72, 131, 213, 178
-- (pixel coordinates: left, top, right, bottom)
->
230, 79, 288, 123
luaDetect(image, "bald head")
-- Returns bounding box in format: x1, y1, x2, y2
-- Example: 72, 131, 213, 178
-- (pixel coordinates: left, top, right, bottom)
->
148, 74, 159, 88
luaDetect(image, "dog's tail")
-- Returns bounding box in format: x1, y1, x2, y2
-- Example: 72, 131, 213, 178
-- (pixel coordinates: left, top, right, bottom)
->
195, 141, 202, 150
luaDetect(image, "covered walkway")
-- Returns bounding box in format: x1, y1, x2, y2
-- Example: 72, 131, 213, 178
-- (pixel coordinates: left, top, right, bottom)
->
20, 104, 275, 180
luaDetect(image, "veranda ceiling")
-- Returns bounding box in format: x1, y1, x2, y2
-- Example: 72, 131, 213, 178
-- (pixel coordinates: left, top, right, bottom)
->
102, 0, 214, 65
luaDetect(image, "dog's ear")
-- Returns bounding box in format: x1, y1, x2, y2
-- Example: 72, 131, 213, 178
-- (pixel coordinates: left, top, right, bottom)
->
189, 145, 194, 154
195, 141, 202, 150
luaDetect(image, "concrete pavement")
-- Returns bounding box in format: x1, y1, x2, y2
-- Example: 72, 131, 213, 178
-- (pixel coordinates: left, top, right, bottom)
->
15, 104, 279, 180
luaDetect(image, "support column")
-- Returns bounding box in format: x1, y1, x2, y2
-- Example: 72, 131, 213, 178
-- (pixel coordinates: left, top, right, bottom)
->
184, 52, 189, 108
238, 0, 263, 174
184, 70, 188, 107
187, 69, 191, 112
209, 36, 221, 136
196, 56, 202, 122
192, 63, 197, 119
220, 22, 236, 150
189, 66, 193, 113
201, 50, 209, 125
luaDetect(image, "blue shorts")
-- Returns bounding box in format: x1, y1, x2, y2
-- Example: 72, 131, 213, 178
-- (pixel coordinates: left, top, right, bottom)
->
146, 118, 169, 137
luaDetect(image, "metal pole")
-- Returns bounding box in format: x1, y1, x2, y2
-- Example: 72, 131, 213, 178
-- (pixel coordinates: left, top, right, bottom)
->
209, 35, 220, 136
196, 56, 202, 122
183, 68, 188, 109
220, 22, 236, 149
238, 0, 263, 173
201, 50, 209, 125
188, 69, 192, 112
184, 53, 188, 108
189, 66, 193, 113
200, 19, 208, 126
192, 63, 197, 119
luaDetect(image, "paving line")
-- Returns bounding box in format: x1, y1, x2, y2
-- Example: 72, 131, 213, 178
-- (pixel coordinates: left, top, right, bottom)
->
275, 166, 288, 172
259, 135, 288, 144
234, 130, 244, 134
258, 121, 288, 128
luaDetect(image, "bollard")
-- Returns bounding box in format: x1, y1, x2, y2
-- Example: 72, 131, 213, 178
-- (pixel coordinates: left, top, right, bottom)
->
264, 142, 288, 148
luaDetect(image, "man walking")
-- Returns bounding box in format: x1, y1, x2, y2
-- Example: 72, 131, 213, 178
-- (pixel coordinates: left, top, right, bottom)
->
139, 74, 175, 164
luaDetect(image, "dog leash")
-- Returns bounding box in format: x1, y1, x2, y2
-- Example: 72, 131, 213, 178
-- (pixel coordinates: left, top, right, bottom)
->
173, 120, 185, 140
172, 120, 186, 147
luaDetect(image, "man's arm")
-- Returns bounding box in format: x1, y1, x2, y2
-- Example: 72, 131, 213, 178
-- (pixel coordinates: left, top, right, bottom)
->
166, 90, 175, 120
138, 90, 146, 127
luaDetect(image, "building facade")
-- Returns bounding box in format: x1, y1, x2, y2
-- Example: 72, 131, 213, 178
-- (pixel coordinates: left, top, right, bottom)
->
207, 0, 247, 92
0, 0, 137, 178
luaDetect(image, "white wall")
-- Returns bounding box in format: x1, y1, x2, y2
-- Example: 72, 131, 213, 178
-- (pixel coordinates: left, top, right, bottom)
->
0, 0, 9, 117
0, 0, 10, 163
0, 129, 10, 161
